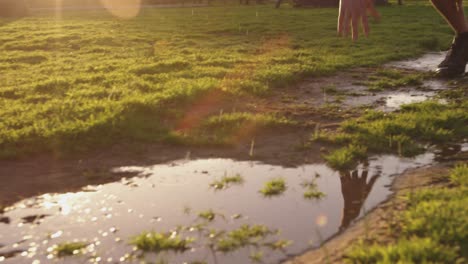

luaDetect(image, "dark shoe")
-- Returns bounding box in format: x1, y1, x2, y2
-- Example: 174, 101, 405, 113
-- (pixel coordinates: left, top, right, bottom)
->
436, 32, 468, 78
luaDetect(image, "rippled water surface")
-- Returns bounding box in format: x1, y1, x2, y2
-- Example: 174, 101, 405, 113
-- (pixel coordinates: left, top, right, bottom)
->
0, 154, 435, 264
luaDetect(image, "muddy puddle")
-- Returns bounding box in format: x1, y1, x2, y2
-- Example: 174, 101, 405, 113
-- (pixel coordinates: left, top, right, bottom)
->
386, 52, 445, 72
0, 52, 459, 264
0, 153, 436, 264
291, 53, 449, 113
340, 89, 441, 111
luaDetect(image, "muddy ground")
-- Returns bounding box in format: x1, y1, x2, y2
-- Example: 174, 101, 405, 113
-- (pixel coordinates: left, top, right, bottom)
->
0, 52, 450, 208
0, 52, 466, 264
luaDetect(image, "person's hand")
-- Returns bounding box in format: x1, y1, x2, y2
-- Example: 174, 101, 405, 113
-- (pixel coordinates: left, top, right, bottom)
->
338, 0, 381, 41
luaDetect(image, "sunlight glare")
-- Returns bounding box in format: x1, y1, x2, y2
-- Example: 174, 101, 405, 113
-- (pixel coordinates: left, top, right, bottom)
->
100, 0, 141, 19
54, 0, 63, 20
316, 214, 328, 227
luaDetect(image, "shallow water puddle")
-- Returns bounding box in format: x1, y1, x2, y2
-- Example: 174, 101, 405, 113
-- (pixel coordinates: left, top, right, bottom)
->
386, 52, 446, 72
343, 89, 439, 112
0, 154, 434, 263
383, 91, 442, 110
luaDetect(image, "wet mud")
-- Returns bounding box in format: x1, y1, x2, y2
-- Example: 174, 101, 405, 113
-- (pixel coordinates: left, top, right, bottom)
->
0, 52, 461, 264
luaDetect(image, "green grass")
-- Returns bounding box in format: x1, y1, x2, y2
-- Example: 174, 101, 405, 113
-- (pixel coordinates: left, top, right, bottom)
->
216, 224, 275, 252
345, 163, 468, 263
449, 163, 468, 186
323, 144, 367, 171
346, 237, 459, 264
0, 3, 455, 158
366, 69, 426, 92
193, 112, 297, 144
198, 209, 216, 221
129, 220, 289, 259
260, 178, 286, 196
54, 242, 87, 257
210, 173, 244, 190
130, 231, 194, 252
302, 180, 326, 200
317, 100, 468, 166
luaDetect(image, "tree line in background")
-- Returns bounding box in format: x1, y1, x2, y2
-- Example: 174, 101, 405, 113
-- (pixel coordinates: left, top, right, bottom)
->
1, 0, 391, 17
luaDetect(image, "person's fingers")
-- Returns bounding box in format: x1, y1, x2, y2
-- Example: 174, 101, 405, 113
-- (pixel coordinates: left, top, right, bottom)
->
361, 169, 368, 180
338, 1, 346, 36
351, 7, 360, 41
367, 0, 380, 21
361, 0, 369, 37
344, 10, 351, 37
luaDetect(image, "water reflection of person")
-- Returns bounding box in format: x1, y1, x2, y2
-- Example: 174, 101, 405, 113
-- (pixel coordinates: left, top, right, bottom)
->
339, 164, 380, 231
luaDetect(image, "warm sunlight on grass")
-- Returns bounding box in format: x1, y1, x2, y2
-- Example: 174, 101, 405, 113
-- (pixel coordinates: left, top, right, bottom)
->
0, 4, 454, 158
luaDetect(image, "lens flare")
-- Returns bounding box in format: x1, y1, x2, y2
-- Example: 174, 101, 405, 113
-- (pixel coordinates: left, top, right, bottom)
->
100, 0, 141, 19
316, 214, 328, 227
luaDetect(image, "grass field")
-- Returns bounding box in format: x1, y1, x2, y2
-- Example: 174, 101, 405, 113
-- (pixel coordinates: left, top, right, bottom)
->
0, 3, 455, 158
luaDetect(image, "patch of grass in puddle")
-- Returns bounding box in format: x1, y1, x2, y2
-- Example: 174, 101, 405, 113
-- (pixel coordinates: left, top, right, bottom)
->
323, 144, 367, 171
366, 69, 427, 92
210, 174, 244, 190
216, 224, 275, 252
266, 239, 293, 250
249, 251, 264, 263
260, 178, 287, 196
130, 232, 194, 252
54, 242, 87, 257
345, 163, 468, 263
198, 210, 216, 222
302, 180, 326, 200
128, 213, 290, 261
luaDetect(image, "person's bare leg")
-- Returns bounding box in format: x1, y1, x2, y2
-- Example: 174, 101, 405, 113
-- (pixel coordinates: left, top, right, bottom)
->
431, 0, 468, 34
431, 0, 468, 77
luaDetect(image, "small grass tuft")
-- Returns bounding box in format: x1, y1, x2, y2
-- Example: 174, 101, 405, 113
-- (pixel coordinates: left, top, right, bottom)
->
260, 178, 287, 196
267, 239, 293, 250
303, 189, 326, 200
210, 174, 244, 190
198, 210, 216, 222
301, 180, 326, 200
249, 251, 264, 263
323, 144, 367, 171
54, 242, 87, 257
130, 231, 193, 252
216, 224, 274, 252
